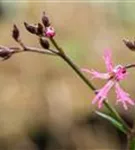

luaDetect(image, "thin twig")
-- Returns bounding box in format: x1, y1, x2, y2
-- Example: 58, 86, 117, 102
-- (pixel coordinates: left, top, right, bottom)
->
125, 64, 135, 69
11, 46, 58, 56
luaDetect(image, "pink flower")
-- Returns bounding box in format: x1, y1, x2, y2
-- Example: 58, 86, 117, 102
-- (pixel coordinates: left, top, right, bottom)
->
45, 26, 55, 38
82, 50, 135, 110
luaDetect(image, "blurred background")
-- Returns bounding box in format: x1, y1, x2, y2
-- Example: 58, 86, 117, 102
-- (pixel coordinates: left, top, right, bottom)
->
0, 1, 134, 149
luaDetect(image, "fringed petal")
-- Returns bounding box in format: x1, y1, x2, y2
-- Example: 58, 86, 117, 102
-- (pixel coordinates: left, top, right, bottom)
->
92, 80, 114, 108
115, 83, 135, 110
81, 68, 110, 80
103, 49, 113, 72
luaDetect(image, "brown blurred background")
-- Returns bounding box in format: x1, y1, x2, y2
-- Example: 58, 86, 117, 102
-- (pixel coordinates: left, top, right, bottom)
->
0, 1, 134, 150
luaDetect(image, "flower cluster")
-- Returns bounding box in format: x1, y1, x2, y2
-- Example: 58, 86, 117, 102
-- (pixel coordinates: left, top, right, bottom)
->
42, 12, 55, 38
24, 12, 55, 39
82, 50, 135, 110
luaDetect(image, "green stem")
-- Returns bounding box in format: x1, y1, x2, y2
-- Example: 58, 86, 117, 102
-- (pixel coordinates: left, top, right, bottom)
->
60, 53, 96, 91
50, 38, 65, 55
127, 122, 135, 150
127, 133, 135, 150
49, 37, 131, 133
104, 100, 130, 132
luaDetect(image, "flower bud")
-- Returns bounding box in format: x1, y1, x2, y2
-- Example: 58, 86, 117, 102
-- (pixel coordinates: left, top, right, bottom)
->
12, 24, 19, 41
0, 47, 13, 60
39, 37, 50, 49
37, 23, 43, 35
42, 12, 50, 27
24, 22, 37, 34
123, 39, 135, 50
45, 26, 55, 38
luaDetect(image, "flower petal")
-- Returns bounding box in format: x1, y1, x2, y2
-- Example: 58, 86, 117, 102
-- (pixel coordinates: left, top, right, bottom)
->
81, 68, 110, 80
115, 83, 135, 110
92, 80, 114, 108
103, 49, 113, 72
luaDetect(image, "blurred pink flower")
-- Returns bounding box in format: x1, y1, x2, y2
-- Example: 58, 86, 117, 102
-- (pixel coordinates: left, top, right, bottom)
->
45, 26, 55, 38
82, 50, 135, 110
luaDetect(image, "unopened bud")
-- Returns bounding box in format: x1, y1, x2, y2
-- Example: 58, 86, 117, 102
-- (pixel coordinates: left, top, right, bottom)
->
45, 26, 55, 38
12, 24, 19, 41
42, 12, 50, 27
123, 39, 135, 50
37, 23, 43, 35
0, 47, 13, 60
24, 22, 37, 34
40, 37, 50, 49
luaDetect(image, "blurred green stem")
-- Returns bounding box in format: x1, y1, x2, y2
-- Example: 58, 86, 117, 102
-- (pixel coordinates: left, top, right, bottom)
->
128, 121, 135, 150
49, 37, 131, 133
128, 133, 135, 150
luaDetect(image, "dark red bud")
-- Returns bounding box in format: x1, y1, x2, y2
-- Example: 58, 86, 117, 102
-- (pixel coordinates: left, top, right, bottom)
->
37, 23, 43, 35
123, 39, 135, 50
12, 24, 19, 41
42, 12, 50, 27
24, 22, 37, 34
0, 47, 13, 60
39, 37, 50, 49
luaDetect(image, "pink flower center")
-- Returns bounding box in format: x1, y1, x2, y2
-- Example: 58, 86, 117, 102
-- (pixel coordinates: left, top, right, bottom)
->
112, 65, 127, 81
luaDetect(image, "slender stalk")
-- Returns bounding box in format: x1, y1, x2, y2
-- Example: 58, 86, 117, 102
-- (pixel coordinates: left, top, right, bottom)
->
50, 38, 131, 133
127, 121, 135, 150
50, 37, 65, 54
11, 46, 57, 56
127, 134, 135, 150
60, 53, 96, 91
125, 64, 135, 69
104, 100, 130, 132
